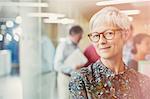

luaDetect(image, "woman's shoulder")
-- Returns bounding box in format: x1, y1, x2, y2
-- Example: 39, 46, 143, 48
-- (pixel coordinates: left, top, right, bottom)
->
69, 63, 98, 98
131, 69, 150, 97
70, 60, 103, 80
127, 68, 150, 84
71, 64, 93, 79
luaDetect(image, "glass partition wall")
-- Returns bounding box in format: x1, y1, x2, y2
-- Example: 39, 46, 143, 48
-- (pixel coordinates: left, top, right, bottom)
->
0, 0, 45, 99
0, 0, 150, 99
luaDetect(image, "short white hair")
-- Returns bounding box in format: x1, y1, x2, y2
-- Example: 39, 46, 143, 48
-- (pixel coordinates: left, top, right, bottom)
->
89, 6, 131, 32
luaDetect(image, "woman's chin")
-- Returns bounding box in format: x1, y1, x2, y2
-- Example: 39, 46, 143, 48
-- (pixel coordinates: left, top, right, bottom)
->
100, 54, 113, 59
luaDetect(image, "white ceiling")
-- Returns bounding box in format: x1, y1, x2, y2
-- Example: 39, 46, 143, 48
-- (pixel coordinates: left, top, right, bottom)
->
0, 0, 149, 32
43, 0, 150, 33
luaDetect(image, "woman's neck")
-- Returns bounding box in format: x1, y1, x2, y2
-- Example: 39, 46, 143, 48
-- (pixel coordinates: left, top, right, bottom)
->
101, 56, 125, 74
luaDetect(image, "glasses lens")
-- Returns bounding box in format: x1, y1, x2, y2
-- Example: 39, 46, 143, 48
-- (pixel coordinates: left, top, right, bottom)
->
103, 31, 115, 40
89, 32, 100, 42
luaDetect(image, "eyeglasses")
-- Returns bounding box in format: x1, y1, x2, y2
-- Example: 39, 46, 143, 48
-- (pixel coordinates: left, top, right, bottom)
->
88, 29, 122, 43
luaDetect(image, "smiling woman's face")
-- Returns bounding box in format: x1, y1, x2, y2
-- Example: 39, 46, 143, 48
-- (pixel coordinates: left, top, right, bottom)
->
91, 26, 126, 59
89, 6, 131, 60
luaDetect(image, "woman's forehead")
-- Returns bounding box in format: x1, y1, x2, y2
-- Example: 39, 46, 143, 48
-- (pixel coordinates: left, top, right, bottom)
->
91, 26, 119, 33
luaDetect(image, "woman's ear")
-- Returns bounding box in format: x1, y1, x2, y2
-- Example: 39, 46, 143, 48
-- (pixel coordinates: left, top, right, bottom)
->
122, 30, 132, 42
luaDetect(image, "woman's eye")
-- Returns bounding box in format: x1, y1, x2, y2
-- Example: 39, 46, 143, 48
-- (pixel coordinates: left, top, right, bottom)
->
105, 31, 114, 36
93, 35, 99, 38
107, 32, 113, 35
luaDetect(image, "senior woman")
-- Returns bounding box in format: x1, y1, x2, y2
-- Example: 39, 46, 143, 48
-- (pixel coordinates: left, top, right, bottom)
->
69, 7, 150, 99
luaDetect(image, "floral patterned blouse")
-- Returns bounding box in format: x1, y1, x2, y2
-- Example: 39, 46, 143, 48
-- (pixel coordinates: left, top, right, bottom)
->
69, 60, 150, 99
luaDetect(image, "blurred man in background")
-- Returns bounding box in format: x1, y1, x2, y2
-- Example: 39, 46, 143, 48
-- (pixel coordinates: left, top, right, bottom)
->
54, 25, 85, 99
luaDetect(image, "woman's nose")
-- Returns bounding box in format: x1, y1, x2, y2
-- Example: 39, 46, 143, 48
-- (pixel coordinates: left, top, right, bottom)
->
98, 34, 107, 45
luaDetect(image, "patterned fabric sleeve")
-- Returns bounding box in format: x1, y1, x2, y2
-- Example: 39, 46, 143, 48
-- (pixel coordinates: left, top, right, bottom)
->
138, 73, 150, 99
69, 71, 88, 99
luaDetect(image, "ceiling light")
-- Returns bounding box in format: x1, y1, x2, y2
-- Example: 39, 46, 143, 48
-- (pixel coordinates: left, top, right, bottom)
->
15, 16, 22, 24
43, 19, 61, 24
28, 13, 65, 18
61, 18, 75, 24
121, 10, 140, 15
128, 16, 133, 21
0, 2, 48, 7
6, 20, 14, 28
0, 34, 3, 41
43, 18, 75, 24
6, 34, 12, 41
96, 0, 150, 6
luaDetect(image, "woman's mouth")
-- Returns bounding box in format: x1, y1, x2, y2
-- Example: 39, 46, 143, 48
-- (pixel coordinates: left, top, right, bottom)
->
99, 46, 111, 51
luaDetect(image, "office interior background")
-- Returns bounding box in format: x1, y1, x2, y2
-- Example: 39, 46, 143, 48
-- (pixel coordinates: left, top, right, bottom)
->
0, 0, 150, 99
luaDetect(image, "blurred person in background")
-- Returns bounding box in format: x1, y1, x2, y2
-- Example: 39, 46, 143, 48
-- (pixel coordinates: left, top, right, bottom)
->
128, 33, 150, 71
69, 6, 150, 99
54, 25, 85, 99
